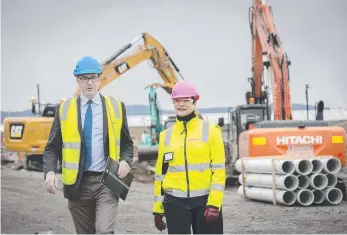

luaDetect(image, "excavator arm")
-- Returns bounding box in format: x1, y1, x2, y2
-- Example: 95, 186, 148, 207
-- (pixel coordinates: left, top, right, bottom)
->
222, 1, 347, 196
148, 87, 164, 136
140, 86, 165, 146
4, 32, 184, 156
74, 32, 184, 97
249, 0, 292, 120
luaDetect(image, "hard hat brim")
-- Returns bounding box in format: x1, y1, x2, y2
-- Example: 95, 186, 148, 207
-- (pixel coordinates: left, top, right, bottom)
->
73, 70, 102, 76
170, 94, 199, 100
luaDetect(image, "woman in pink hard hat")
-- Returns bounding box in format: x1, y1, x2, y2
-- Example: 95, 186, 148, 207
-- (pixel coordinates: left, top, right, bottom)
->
152, 81, 226, 234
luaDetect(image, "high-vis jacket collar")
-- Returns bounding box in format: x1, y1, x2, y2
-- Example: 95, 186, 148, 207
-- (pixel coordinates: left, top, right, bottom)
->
174, 115, 199, 129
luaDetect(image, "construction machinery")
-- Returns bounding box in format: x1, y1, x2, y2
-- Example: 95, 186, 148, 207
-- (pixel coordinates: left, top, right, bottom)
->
140, 86, 177, 147
138, 86, 177, 161
3, 32, 184, 170
315, 100, 324, 121
140, 86, 164, 147
220, 0, 346, 199
82, 32, 184, 96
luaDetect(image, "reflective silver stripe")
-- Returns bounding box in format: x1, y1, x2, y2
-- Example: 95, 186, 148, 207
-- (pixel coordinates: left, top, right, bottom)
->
154, 196, 164, 202
61, 98, 72, 121
108, 96, 121, 160
108, 96, 120, 119
211, 183, 225, 192
168, 163, 211, 172
190, 189, 210, 197
165, 188, 210, 198
63, 142, 80, 149
62, 161, 79, 170
164, 127, 173, 147
211, 163, 225, 171
155, 174, 164, 181
202, 121, 209, 142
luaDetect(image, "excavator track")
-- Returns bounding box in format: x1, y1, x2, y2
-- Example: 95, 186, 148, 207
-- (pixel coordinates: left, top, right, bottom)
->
331, 120, 347, 201
337, 167, 347, 201
224, 141, 238, 186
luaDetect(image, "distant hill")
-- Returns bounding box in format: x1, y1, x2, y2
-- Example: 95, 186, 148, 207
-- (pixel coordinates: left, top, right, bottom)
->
1, 103, 318, 123
1, 109, 33, 123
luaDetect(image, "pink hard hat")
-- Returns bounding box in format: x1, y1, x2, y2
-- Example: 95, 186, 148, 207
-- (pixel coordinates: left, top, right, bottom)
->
170, 81, 200, 100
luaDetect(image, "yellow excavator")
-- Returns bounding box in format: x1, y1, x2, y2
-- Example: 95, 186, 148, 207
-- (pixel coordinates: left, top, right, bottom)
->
3, 32, 184, 170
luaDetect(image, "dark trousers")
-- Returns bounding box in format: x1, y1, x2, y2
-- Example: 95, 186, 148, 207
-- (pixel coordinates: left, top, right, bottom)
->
163, 202, 223, 234
68, 173, 119, 234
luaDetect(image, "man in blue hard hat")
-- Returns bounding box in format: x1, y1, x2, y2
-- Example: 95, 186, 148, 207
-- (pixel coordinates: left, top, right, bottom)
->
43, 56, 135, 234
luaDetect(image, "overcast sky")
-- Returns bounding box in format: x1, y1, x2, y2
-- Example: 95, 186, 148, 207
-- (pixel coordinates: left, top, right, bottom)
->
1, 0, 347, 112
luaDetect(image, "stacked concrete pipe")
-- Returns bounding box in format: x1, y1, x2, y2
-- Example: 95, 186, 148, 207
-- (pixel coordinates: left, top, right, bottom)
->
235, 156, 343, 206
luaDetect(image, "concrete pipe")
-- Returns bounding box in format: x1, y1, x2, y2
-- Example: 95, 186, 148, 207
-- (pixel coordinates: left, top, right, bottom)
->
297, 175, 310, 189
235, 158, 295, 175
295, 189, 314, 206
238, 173, 299, 191
309, 173, 328, 190
237, 186, 296, 206
320, 157, 341, 174
310, 158, 323, 173
293, 159, 313, 176
312, 189, 325, 204
326, 173, 338, 187
324, 187, 343, 205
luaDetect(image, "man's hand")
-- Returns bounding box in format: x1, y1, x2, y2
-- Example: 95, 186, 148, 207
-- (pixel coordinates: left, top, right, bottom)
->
117, 160, 131, 178
44, 172, 58, 195
154, 214, 166, 231
204, 205, 220, 223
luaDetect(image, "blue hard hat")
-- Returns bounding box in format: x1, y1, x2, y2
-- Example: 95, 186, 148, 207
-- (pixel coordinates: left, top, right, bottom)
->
73, 56, 102, 76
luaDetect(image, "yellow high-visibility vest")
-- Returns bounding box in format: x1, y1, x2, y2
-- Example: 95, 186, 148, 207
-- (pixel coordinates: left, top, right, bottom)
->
153, 116, 226, 214
59, 96, 123, 185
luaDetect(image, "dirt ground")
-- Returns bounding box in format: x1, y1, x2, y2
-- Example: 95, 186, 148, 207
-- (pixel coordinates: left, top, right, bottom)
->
1, 165, 347, 234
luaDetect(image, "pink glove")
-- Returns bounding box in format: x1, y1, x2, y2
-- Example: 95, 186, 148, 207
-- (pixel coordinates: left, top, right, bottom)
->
154, 214, 166, 231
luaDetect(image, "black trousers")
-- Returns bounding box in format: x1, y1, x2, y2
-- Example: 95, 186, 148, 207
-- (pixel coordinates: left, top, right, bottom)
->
163, 202, 223, 234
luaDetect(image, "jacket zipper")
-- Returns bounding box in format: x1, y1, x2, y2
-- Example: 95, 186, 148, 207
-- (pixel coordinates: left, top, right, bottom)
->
183, 121, 190, 198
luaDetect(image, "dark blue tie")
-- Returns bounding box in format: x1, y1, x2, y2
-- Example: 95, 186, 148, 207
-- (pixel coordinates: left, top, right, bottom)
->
83, 100, 93, 170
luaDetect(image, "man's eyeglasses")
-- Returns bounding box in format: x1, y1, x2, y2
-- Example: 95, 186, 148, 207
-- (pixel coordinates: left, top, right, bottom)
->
77, 75, 100, 83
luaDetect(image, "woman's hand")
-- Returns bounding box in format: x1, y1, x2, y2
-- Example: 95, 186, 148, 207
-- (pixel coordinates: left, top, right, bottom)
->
154, 214, 167, 231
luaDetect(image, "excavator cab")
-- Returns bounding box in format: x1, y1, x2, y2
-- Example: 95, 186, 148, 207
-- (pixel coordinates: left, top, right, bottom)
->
224, 103, 270, 184
228, 104, 270, 142
41, 104, 58, 117
31, 101, 58, 118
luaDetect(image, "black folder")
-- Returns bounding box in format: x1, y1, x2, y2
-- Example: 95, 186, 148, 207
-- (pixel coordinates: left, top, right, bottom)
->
100, 157, 134, 201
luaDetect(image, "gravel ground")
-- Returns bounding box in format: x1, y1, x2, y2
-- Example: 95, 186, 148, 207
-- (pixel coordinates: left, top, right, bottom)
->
1, 166, 347, 234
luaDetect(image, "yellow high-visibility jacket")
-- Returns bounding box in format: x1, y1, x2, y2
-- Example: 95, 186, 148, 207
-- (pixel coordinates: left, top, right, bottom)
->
59, 96, 123, 186
152, 116, 226, 214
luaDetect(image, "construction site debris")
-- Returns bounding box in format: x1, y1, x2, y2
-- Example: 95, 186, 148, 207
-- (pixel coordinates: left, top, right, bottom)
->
2, 166, 347, 234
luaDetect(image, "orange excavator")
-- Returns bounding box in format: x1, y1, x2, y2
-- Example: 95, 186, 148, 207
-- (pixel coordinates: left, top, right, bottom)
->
219, 0, 346, 199
3, 32, 184, 170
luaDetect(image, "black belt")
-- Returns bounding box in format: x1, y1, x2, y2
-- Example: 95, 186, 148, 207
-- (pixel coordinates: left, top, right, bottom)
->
83, 171, 103, 177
